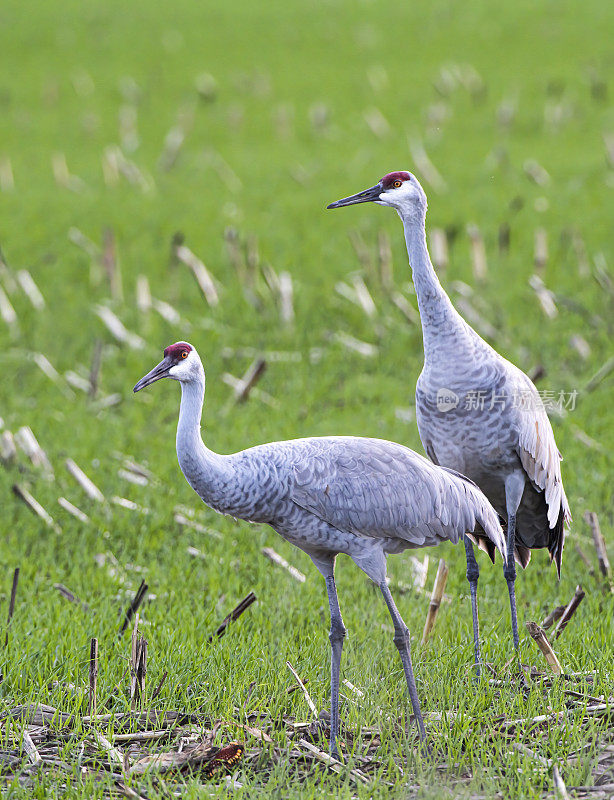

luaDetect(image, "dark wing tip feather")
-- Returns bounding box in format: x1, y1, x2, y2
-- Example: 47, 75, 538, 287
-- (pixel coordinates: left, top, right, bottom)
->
466, 527, 497, 564
548, 505, 567, 579
515, 544, 532, 569
484, 538, 496, 564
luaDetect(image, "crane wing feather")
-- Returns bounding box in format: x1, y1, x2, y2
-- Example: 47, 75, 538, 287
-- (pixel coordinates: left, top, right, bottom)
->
290, 438, 505, 555
514, 392, 571, 573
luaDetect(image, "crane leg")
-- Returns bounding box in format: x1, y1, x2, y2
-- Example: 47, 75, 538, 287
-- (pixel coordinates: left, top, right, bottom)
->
503, 472, 525, 677
503, 513, 520, 651
379, 581, 427, 746
464, 537, 481, 678
325, 574, 346, 758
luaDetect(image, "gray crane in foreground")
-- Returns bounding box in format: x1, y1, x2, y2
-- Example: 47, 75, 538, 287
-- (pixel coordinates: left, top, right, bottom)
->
134, 341, 506, 754
328, 172, 571, 675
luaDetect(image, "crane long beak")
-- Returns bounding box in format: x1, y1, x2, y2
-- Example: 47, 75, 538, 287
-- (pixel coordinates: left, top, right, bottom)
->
327, 183, 382, 209
133, 356, 172, 392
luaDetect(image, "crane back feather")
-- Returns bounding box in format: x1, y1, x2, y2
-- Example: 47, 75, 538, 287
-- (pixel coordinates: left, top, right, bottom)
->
290, 437, 506, 560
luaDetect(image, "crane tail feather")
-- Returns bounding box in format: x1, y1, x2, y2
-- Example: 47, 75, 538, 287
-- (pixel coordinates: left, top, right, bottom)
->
547, 504, 568, 579
471, 500, 506, 564
466, 530, 497, 564
514, 544, 531, 569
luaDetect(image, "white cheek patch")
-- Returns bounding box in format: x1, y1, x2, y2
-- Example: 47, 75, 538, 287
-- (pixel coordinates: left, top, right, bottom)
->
168, 350, 195, 379
169, 359, 188, 377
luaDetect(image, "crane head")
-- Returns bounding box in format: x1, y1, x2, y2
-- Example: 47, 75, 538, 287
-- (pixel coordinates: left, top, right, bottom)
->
133, 342, 199, 392
327, 171, 426, 216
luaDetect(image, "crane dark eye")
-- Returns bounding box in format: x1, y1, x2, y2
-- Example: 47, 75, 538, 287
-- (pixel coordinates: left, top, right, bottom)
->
181, 351, 188, 359
393, 180, 402, 188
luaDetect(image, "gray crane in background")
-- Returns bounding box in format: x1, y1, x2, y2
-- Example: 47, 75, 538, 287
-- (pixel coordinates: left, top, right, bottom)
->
134, 341, 506, 754
328, 172, 570, 676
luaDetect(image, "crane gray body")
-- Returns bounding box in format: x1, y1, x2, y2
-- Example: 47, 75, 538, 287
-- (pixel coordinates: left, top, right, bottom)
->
175, 375, 504, 585
327, 170, 571, 673
134, 342, 506, 755
415, 323, 567, 567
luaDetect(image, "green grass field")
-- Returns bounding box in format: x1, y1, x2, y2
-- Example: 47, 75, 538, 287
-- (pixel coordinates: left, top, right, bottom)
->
0, 0, 613, 796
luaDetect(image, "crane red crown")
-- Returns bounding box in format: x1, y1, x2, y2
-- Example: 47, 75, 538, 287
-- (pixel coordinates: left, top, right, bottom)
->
381, 171, 411, 188
164, 342, 192, 359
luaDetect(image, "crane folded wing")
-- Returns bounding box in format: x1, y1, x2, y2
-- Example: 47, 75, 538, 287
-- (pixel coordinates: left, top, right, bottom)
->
516, 405, 571, 576
290, 439, 506, 559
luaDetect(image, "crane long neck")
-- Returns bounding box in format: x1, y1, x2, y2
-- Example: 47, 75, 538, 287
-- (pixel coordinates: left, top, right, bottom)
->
177, 377, 206, 452
402, 212, 469, 362
176, 376, 230, 505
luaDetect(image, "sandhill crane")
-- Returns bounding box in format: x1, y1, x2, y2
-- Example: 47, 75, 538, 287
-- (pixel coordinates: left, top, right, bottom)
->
328, 172, 571, 675
134, 341, 506, 754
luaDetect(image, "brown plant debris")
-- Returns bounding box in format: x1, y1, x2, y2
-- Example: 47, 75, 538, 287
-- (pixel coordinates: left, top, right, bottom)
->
0, 673, 610, 798
526, 622, 563, 675
207, 591, 257, 642
421, 558, 449, 644
119, 580, 149, 637
553, 585, 586, 640
584, 511, 612, 590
